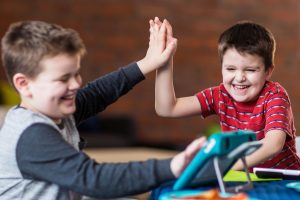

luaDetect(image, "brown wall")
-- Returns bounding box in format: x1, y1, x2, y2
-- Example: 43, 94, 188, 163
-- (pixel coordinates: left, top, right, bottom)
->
1, 0, 300, 146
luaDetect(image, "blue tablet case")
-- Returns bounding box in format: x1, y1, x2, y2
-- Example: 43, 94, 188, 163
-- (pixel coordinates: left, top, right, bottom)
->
173, 130, 262, 193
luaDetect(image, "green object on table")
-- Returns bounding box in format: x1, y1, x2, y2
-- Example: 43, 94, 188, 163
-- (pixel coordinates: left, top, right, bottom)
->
223, 170, 281, 182
0, 81, 20, 105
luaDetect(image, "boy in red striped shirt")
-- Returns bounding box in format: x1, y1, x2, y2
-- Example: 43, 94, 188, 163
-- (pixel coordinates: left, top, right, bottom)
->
154, 19, 300, 171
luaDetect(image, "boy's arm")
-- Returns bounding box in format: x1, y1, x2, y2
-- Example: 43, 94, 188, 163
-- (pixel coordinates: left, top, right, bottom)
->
154, 19, 202, 117
16, 123, 174, 198
75, 63, 144, 123
75, 18, 177, 123
16, 123, 206, 198
233, 90, 292, 170
155, 61, 201, 117
232, 130, 286, 170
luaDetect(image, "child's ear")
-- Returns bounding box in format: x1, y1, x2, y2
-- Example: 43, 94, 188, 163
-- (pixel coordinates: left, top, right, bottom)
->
13, 73, 32, 97
266, 65, 274, 80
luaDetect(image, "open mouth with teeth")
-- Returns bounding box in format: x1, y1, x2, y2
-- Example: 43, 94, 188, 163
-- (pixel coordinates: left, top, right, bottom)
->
61, 94, 76, 105
62, 95, 74, 100
233, 84, 250, 90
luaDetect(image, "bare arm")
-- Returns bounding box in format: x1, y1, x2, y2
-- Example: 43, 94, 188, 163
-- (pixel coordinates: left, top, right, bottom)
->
155, 62, 201, 117
232, 130, 286, 170
154, 19, 202, 117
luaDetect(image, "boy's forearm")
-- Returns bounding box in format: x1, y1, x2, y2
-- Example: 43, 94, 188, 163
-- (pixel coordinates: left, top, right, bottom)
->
75, 62, 144, 123
17, 124, 175, 198
232, 136, 284, 170
155, 59, 177, 117
232, 148, 271, 170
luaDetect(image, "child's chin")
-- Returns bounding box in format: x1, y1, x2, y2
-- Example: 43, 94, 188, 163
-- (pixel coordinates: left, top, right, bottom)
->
63, 107, 76, 115
233, 96, 248, 102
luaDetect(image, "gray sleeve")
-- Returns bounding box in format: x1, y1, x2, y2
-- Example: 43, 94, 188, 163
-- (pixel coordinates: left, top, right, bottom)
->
16, 123, 174, 198
74, 62, 145, 124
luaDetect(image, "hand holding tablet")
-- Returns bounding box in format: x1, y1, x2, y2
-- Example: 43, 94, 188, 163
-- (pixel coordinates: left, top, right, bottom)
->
173, 131, 262, 192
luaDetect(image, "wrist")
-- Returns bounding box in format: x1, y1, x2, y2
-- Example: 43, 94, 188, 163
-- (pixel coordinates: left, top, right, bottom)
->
137, 58, 150, 75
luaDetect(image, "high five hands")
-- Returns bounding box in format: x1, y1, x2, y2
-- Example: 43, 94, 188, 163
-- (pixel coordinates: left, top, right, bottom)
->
137, 17, 177, 75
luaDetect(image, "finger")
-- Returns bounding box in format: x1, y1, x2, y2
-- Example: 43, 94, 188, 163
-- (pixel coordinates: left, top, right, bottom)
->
155, 17, 165, 30
154, 16, 160, 24
149, 20, 154, 39
158, 22, 167, 49
153, 20, 159, 33
155, 17, 163, 28
150, 23, 159, 43
149, 19, 155, 30
185, 136, 206, 158
158, 20, 166, 35
164, 19, 173, 37
149, 19, 155, 44
162, 38, 177, 58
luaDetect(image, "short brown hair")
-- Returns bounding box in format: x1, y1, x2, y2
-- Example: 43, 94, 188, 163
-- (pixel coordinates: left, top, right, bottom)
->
218, 21, 276, 71
1, 20, 86, 86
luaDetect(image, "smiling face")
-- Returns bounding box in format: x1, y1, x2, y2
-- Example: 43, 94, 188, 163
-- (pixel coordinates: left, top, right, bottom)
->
222, 48, 273, 103
19, 53, 82, 123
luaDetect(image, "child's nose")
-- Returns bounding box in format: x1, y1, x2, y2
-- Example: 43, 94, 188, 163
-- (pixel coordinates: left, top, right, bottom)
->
69, 76, 82, 90
235, 71, 246, 82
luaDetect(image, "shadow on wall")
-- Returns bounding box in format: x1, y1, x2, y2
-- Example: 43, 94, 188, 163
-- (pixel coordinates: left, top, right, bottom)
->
78, 115, 137, 148
78, 115, 187, 150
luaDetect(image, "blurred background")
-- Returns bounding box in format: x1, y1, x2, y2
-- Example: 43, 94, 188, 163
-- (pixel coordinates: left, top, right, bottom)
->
0, 0, 300, 150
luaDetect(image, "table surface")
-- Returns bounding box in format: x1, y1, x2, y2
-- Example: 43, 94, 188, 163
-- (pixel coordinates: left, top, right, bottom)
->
84, 147, 177, 162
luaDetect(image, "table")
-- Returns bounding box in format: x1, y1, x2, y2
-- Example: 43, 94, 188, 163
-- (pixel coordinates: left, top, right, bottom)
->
84, 147, 177, 163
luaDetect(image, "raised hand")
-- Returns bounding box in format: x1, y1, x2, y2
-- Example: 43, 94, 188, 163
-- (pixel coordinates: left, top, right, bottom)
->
137, 17, 177, 75
152, 17, 175, 51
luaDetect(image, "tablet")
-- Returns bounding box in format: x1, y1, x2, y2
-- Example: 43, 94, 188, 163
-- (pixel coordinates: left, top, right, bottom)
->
173, 130, 262, 191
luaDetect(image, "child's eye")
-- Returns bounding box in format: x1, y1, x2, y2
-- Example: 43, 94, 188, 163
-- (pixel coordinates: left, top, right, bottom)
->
226, 68, 235, 71
59, 76, 70, 82
246, 69, 256, 72
75, 72, 81, 78
60, 78, 68, 83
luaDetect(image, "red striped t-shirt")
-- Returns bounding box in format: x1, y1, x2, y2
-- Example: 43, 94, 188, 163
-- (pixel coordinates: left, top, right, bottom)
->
196, 81, 300, 170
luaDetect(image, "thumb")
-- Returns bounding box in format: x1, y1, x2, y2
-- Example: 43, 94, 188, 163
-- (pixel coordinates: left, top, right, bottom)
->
162, 38, 177, 58
185, 136, 206, 159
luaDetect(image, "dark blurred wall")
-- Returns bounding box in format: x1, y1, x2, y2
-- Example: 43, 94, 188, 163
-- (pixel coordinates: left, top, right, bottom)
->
0, 0, 300, 146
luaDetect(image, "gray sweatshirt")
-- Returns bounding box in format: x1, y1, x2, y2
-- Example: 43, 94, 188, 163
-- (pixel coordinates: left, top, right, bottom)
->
0, 63, 174, 200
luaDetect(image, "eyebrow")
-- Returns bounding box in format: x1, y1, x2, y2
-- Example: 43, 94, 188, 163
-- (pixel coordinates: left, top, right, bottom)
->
56, 68, 81, 79
223, 65, 261, 69
52, 74, 68, 81
245, 66, 261, 69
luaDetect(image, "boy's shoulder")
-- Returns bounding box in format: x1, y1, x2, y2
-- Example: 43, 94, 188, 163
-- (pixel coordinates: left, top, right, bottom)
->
3, 106, 58, 131
262, 81, 289, 97
0, 106, 60, 153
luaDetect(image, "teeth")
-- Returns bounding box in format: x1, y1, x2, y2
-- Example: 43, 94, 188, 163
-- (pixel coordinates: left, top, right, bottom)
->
234, 85, 248, 89
63, 95, 74, 99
